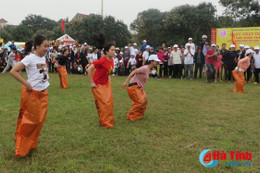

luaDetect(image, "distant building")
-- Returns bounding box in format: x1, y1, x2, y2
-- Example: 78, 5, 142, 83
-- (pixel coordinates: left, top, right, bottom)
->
0, 18, 8, 29
72, 13, 89, 21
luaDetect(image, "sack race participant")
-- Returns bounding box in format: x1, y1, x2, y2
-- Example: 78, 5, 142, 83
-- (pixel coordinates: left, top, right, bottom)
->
10, 35, 50, 157
56, 49, 69, 88
122, 55, 160, 121
87, 43, 115, 128
233, 49, 254, 93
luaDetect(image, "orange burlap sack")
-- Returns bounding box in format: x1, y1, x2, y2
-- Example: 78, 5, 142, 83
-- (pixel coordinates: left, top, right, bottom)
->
57, 65, 68, 88
15, 86, 48, 157
127, 85, 148, 121
233, 70, 246, 93
92, 80, 114, 128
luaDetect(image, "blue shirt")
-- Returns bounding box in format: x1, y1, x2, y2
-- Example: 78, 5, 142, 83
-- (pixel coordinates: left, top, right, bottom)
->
141, 44, 147, 52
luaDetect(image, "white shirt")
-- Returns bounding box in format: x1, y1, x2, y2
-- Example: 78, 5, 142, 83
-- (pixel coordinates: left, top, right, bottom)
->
185, 43, 196, 51
143, 51, 149, 61
114, 57, 119, 67
171, 50, 182, 64
128, 57, 136, 66
21, 54, 50, 91
88, 53, 98, 63
254, 52, 260, 68
184, 49, 195, 64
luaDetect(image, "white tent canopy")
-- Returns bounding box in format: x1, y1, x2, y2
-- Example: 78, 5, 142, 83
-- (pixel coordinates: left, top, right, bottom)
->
56, 34, 76, 45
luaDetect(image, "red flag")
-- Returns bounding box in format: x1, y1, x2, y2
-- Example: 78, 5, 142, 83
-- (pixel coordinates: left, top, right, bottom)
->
61, 19, 65, 31
232, 30, 237, 49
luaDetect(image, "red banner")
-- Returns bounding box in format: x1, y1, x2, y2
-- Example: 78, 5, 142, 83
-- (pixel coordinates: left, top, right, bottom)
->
211, 28, 217, 44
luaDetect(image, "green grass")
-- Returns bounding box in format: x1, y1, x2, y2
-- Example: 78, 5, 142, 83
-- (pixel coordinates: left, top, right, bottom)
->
0, 73, 259, 173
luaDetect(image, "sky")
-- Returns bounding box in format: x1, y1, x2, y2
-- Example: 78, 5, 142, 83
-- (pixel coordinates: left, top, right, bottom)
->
2, 0, 225, 27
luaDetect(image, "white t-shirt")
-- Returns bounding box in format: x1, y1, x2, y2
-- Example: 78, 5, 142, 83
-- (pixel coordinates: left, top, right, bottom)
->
128, 57, 136, 66
21, 54, 50, 91
184, 49, 195, 64
254, 53, 260, 69
171, 50, 182, 64
114, 57, 119, 67
134, 48, 139, 56
143, 51, 149, 61
88, 53, 98, 63
185, 43, 196, 51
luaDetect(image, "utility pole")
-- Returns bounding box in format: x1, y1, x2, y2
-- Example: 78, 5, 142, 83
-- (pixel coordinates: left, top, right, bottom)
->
101, 0, 104, 18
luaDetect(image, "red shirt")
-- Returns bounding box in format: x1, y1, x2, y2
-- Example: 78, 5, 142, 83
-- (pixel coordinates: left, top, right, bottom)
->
206, 50, 216, 64
14, 54, 21, 61
93, 57, 114, 85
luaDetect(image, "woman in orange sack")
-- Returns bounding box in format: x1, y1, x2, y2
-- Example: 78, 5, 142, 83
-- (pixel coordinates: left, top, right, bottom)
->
56, 48, 69, 88
121, 55, 160, 121
87, 43, 115, 128
233, 49, 254, 93
10, 35, 50, 157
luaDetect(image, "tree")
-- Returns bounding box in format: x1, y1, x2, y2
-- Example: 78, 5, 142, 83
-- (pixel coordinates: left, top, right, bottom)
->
130, 9, 166, 47
219, 0, 260, 26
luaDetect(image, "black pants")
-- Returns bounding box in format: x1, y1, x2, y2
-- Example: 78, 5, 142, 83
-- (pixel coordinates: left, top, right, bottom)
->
159, 62, 168, 77
194, 63, 203, 79
227, 64, 236, 81
244, 66, 252, 82
222, 64, 228, 81
168, 65, 173, 77
254, 68, 260, 83
173, 64, 182, 78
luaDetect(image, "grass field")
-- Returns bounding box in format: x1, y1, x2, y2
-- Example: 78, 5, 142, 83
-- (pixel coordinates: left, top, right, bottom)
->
0, 73, 259, 173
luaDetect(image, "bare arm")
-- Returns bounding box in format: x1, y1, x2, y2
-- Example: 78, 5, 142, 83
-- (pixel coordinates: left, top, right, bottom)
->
121, 70, 136, 88
10, 62, 32, 91
87, 64, 97, 88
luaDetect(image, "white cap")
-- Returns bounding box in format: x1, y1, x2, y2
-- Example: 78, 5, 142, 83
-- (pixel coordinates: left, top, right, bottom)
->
188, 38, 192, 41
130, 53, 135, 56
246, 49, 254, 55
89, 48, 93, 50
120, 51, 123, 55
230, 44, 235, 48
69, 46, 72, 49
186, 43, 191, 47
149, 55, 160, 62
245, 45, 250, 49
146, 45, 150, 49
143, 40, 147, 43
167, 47, 171, 49
84, 43, 87, 45
211, 44, 216, 47
73, 45, 76, 47
173, 44, 178, 48
133, 43, 137, 46
239, 44, 244, 47
254, 46, 259, 50
125, 46, 129, 49
202, 35, 207, 39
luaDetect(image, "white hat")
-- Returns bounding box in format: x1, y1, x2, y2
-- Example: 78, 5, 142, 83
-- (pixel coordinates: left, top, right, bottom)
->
120, 52, 123, 55
149, 55, 160, 62
167, 47, 171, 49
186, 43, 191, 47
146, 45, 150, 49
133, 43, 137, 46
246, 49, 254, 55
124, 46, 129, 49
254, 46, 259, 50
230, 44, 235, 48
89, 48, 93, 50
202, 35, 207, 39
188, 38, 192, 41
143, 40, 147, 43
173, 44, 178, 48
211, 44, 216, 47
245, 45, 250, 49
239, 44, 244, 47
130, 53, 135, 56
84, 43, 87, 45
73, 45, 76, 47
69, 46, 72, 49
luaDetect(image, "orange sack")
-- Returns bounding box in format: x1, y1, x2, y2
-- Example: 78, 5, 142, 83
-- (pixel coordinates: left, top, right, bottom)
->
127, 85, 148, 121
92, 80, 114, 128
57, 65, 68, 88
15, 86, 48, 157
232, 70, 246, 93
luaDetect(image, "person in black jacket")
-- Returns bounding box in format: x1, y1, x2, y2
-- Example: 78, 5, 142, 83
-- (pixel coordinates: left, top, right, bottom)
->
220, 43, 229, 81
194, 46, 205, 79
226, 45, 237, 82
80, 47, 88, 75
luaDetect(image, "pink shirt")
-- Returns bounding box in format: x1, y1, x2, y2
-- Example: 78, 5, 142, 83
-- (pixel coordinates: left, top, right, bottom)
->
238, 56, 250, 72
130, 65, 150, 87
214, 55, 223, 66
